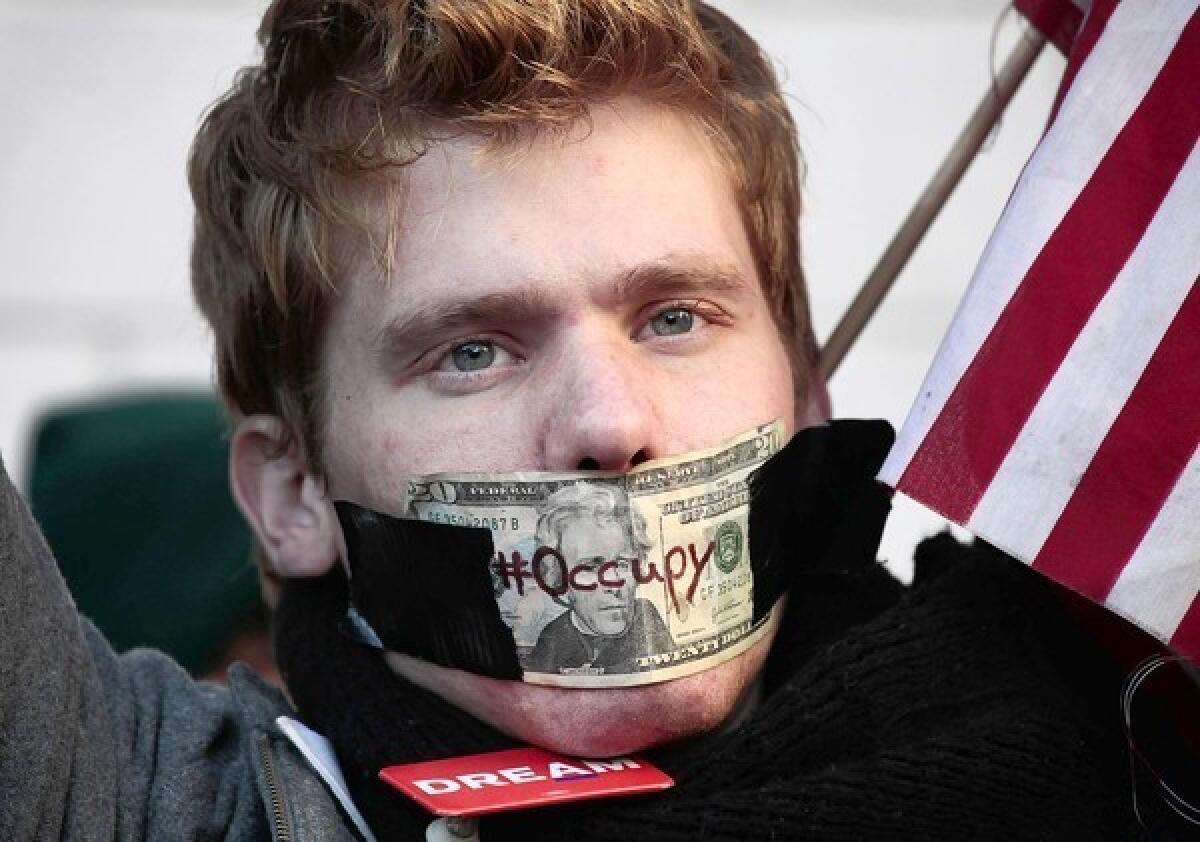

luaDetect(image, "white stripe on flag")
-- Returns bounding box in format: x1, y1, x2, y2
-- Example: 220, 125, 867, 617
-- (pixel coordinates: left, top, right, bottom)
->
966, 140, 1200, 559
1105, 446, 1200, 641
878, 0, 1196, 487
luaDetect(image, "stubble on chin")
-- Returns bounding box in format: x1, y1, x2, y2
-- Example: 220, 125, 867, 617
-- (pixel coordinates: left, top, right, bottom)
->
382, 602, 782, 757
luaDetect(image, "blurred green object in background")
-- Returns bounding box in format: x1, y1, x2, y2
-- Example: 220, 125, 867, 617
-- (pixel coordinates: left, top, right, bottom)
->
25, 392, 261, 677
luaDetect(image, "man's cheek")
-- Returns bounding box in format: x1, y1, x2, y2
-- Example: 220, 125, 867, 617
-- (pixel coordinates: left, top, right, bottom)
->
373, 397, 537, 474
655, 369, 775, 450
323, 410, 417, 508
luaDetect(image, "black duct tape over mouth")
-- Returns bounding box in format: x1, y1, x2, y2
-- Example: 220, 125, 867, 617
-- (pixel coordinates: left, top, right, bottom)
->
337, 505, 522, 680
336, 419, 896, 682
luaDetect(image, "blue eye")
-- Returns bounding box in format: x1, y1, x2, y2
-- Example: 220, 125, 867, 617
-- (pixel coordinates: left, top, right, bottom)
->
650, 307, 694, 336
451, 340, 495, 372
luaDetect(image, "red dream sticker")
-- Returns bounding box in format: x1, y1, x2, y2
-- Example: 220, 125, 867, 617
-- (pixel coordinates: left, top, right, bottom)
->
379, 747, 674, 817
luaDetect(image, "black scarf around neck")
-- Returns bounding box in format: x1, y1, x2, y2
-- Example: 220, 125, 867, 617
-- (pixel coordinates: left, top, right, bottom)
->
274, 420, 1135, 840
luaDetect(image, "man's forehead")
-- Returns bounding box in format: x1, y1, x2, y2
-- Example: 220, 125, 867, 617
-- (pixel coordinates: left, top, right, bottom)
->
322, 94, 766, 380
394, 98, 727, 199
341, 98, 749, 287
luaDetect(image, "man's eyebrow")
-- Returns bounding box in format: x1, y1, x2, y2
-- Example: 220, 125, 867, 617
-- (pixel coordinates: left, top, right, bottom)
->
373, 287, 554, 359
610, 259, 753, 303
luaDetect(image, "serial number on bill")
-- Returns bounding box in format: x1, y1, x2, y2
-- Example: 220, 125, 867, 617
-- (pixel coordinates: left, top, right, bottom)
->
422, 511, 522, 531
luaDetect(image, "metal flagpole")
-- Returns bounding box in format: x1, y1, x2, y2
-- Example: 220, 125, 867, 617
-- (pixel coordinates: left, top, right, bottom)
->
818, 26, 1048, 381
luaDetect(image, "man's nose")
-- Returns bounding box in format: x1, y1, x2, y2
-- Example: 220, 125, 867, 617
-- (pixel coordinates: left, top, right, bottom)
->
541, 337, 663, 472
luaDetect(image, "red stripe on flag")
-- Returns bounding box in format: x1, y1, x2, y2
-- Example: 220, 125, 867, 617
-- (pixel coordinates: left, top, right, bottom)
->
1169, 591, 1200, 658
1015, 0, 1088, 55
897, 15, 1200, 524
1032, 281, 1200, 601
1046, 0, 1119, 126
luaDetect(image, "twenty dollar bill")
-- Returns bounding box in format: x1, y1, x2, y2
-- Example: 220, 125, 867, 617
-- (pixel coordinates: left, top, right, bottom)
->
401, 422, 784, 688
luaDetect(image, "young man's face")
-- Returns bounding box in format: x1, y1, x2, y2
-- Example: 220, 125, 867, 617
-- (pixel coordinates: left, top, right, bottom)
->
269, 98, 826, 755
559, 517, 638, 637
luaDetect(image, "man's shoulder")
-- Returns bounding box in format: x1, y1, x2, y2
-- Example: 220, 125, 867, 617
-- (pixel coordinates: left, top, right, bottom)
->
901, 532, 1069, 635
225, 664, 366, 840
907, 531, 1066, 611
898, 531, 1134, 710
226, 661, 296, 724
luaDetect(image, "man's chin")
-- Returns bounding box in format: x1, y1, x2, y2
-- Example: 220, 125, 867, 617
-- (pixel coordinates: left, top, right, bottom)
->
382, 611, 779, 757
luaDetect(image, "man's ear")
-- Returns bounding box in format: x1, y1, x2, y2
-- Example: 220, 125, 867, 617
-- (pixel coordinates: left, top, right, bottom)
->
230, 415, 339, 577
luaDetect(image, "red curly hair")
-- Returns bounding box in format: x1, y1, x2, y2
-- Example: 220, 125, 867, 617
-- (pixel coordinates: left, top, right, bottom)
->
189, 0, 813, 470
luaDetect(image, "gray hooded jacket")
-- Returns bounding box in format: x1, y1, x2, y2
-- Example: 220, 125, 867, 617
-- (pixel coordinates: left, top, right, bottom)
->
0, 455, 361, 840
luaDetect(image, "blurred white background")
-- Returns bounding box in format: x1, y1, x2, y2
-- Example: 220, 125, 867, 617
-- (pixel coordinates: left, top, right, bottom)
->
0, 0, 1065, 574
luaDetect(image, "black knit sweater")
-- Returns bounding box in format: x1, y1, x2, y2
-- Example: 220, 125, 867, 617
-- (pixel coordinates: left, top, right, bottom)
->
276, 422, 1139, 840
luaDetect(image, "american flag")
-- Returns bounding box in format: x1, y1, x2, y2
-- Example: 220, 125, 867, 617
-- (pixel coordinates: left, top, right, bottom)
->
878, 0, 1199, 657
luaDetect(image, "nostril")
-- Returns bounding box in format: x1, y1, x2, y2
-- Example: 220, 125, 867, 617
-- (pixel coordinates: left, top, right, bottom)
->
575, 449, 649, 471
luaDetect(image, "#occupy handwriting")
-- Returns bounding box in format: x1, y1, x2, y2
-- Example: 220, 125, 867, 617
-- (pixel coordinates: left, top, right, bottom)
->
491, 541, 715, 615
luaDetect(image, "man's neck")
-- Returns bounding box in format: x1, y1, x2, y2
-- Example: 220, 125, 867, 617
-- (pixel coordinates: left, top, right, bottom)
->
719, 675, 764, 734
